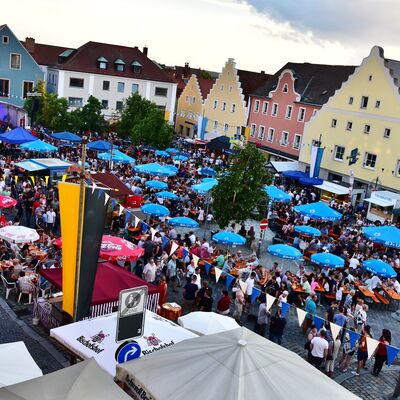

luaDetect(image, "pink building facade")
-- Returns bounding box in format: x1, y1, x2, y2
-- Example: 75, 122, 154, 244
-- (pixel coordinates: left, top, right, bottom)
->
247, 63, 355, 161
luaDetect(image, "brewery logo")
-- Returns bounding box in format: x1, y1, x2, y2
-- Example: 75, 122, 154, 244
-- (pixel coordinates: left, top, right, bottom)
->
115, 341, 142, 363
144, 333, 161, 347
76, 330, 109, 354
90, 330, 110, 344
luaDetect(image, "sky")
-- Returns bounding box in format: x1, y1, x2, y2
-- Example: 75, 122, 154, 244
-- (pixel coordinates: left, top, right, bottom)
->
3, 0, 400, 74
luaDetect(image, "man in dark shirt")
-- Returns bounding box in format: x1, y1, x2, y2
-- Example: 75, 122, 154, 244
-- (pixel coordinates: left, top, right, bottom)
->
199, 289, 213, 312
143, 237, 155, 264
3, 266, 17, 285
183, 275, 198, 314
325, 301, 338, 323
269, 309, 287, 345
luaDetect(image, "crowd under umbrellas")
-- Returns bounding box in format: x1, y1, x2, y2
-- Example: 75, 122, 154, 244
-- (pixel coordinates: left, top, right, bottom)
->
0, 126, 400, 394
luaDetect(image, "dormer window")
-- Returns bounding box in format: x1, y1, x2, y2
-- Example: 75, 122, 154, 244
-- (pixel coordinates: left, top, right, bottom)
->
114, 59, 125, 72
97, 56, 108, 70
131, 60, 142, 74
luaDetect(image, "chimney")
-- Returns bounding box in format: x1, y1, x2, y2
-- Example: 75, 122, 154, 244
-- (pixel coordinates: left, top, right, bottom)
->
143, 46, 148, 56
261, 70, 265, 74
25, 37, 35, 54
184, 62, 189, 68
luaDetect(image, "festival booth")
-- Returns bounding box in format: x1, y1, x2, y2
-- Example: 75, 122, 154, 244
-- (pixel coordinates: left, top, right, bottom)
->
0, 358, 131, 400
116, 327, 360, 400
0, 342, 42, 388
313, 180, 349, 203
50, 311, 197, 376
364, 190, 400, 223
36, 262, 159, 329
16, 158, 72, 181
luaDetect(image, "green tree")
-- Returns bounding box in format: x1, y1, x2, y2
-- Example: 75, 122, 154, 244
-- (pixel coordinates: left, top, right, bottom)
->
73, 95, 107, 134
212, 143, 272, 228
118, 92, 174, 148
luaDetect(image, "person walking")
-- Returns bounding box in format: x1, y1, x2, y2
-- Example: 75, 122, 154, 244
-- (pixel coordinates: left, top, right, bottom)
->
182, 275, 198, 314
254, 302, 270, 337
354, 325, 372, 376
310, 330, 329, 370
372, 329, 392, 376
269, 309, 287, 345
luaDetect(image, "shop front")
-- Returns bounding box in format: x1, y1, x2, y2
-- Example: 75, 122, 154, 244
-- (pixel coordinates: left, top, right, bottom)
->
313, 180, 349, 203
364, 190, 400, 223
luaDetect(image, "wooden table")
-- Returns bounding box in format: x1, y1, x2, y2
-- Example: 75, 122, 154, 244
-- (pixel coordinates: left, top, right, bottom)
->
30, 250, 47, 261
161, 303, 182, 321
383, 287, 400, 301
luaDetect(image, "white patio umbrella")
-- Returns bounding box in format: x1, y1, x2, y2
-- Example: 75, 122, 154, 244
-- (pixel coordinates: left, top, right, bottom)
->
117, 327, 361, 400
0, 226, 39, 243
178, 312, 239, 335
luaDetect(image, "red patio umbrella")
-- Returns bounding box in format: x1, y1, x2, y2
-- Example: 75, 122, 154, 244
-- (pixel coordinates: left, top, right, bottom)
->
0, 195, 17, 208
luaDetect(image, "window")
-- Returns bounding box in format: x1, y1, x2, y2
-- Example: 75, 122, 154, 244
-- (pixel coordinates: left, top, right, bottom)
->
22, 81, 33, 98
262, 102, 268, 114
229, 85, 233, 92
116, 101, 123, 111
224, 123, 229, 133
250, 124, 256, 137
213, 100, 218, 109
311, 139, 320, 147
131, 83, 139, 93
155, 87, 168, 97
267, 128, 274, 142
331, 118, 337, 128
114, 59, 125, 72
192, 96, 196, 104
334, 145, 345, 161
235, 126, 241, 139
179, 125, 183, 135
186, 127, 191, 137
99, 61, 107, 70
131, 61, 142, 74
102, 80, 110, 91
10, 53, 21, 69
384, 128, 391, 138
68, 97, 83, 107
298, 107, 306, 122
2, 35, 9, 44
285, 105, 293, 119
346, 121, 353, 131
368, 75, 373, 81
253, 100, 260, 113
0, 79, 10, 97
280, 131, 289, 146
117, 82, 125, 93
221, 102, 226, 111
69, 78, 84, 88
293, 134, 301, 149
185, 95, 189, 103
312, 109, 317, 116
220, 85, 224, 91
364, 124, 371, 134
396, 160, 400, 177
231, 103, 236, 113
363, 152, 377, 169
283, 84, 288, 93
258, 126, 265, 140
213, 120, 218, 130
272, 103, 278, 116
360, 96, 369, 109
375, 100, 381, 109
348, 97, 354, 105
101, 99, 108, 109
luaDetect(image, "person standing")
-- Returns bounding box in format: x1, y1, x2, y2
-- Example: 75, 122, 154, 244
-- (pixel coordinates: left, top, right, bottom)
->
199, 289, 213, 312
372, 329, 391, 376
354, 325, 372, 376
269, 309, 287, 345
254, 302, 270, 337
182, 275, 198, 314
232, 283, 245, 323
244, 272, 256, 314
166, 254, 178, 293
310, 330, 329, 370
45, 207, 56, 233
325, 333, 341, 377
217, 289, 231, 315
143, 258, 157, 284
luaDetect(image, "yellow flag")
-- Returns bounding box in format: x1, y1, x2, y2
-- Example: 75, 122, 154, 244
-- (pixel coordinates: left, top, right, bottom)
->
164, 111, 170, 121
45, 176, 49, 186
14, 176, 18, 184
30, 176, 35, 185
62, 174, 67, 182
244, 127, 250, 141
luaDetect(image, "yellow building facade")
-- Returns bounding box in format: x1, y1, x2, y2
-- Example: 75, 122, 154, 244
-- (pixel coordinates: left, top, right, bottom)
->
203, 58, 247, 140
300, 46, 400, 196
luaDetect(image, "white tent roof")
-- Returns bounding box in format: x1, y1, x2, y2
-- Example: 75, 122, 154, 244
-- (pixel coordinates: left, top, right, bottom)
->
116, 327, 360, 400
178, 312, 239, 335
50, 311, 197, 376
0, 358, 131, 400
314, 181, 349, 195
270, 160, 299, 172
0, 342, 42, 388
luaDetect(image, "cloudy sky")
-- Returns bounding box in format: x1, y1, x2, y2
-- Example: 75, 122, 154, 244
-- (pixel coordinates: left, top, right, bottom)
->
4, 0, 399, 74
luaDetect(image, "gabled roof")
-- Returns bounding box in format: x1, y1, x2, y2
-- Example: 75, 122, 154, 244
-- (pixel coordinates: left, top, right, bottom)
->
58, 41, 175, 83
0, 24, 6, 31
251, 62, 355, 105
237, 69, 271, 101
21, 41, 71, 67
197, 76, 214, 100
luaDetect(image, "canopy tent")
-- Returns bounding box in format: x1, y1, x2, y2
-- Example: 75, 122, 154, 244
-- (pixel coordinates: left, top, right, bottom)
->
88, 140, 117, 151
51, 131, 82, 142
311, 252, 345, 268
264, 185, 291, 202
282, 170, 308, 180
20, 139, 57, 153
207, 135, 231, 152
0, 358, 131, 400
267, 244, 303, 260
363, 259, 396, 278
50, 312, 197, 376
299, 177, 324, 186
15, 160, 46, 172
0, 127, 37, 144
0, 342, 42, 388
98, 150, 135, 164
178, 312, 239, 336
362, 226, 400, 249
293, 202, 342, 221
39, 262, 160, 314
91, 173, 133, 199
16, 159, 72, 180
116, 327, 360, 400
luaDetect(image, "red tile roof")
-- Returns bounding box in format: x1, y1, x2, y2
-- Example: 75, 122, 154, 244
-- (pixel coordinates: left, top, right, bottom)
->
59, 41, 175, 83
21, 41, 70, 67
197, 76, 214, 100
237, 70, 272, 101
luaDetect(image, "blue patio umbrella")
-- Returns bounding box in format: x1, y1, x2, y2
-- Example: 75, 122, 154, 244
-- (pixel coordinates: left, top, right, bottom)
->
311, 252, 345, 268
164, 164, 178, 173
201, 167, 217, 177
282, 170, 308, 180
134, 163, 176, 177
168, 216, 199, 228
362, 226, 400, 249
143, 145, 156, 151
264, 185, 291, 202
294, 225, 322, 237
299, 177, 324, 186
212, 231, 246, 246
51, 131, 82, 142
20, 139, 57, 153
202, 177, 216, 182
191, 179, 218, 194
156, 191, 179, 200
141, 203, 170, 217
293, 202, 342, 221
173, 155, 188, 162
145, 180, 168, 190
88, 140, 118, 151
133, 176, 142, 181
363, 259, 396, 278
98, 149, 135, 164
166, 147, 180, 154
267, 244, 303, 260
0, 127, 37, 144
155, 150, 170, 157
